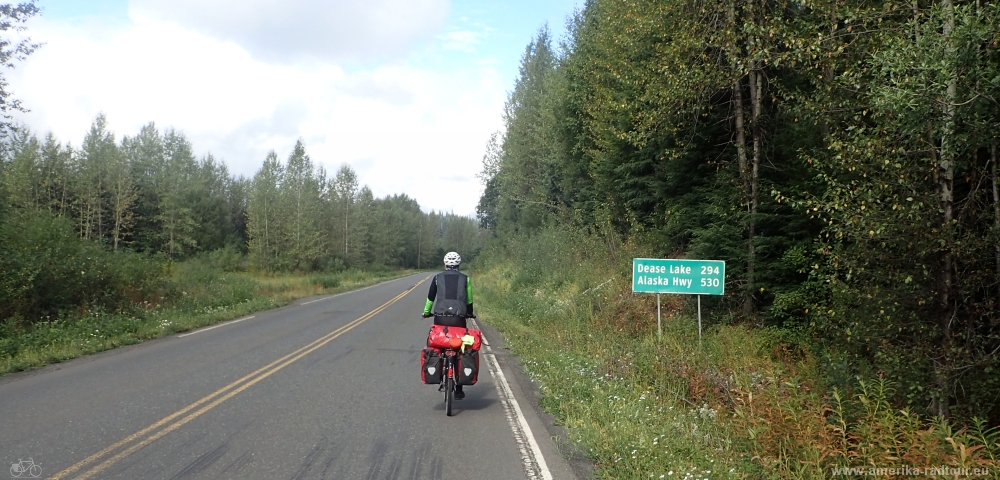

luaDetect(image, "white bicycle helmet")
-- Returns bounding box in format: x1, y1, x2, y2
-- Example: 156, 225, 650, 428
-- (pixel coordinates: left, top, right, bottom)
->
443, 251, 462, 267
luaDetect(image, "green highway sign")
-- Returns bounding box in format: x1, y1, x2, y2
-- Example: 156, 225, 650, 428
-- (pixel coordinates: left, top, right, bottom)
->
632, 258, 725, 295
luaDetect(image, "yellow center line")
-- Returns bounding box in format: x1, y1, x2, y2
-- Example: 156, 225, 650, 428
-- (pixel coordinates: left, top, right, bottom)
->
52, 277, 429, 480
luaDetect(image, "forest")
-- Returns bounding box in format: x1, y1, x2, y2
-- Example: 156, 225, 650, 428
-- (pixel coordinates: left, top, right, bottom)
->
477, 0, 1000, 425
0, 114, 482, 323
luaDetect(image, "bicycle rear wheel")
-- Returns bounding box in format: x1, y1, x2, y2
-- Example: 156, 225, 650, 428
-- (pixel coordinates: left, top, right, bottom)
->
445, 374, 454, 416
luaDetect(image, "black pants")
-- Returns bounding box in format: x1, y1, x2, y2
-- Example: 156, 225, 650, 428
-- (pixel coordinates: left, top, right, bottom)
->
433, 315, 468, 329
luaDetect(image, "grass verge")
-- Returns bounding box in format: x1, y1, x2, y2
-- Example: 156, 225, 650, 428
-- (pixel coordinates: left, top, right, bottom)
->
0, 265, 412, 375
473, 228, 1000, 479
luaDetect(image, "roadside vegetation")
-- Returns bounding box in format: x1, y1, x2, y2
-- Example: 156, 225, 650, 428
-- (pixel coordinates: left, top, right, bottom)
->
475, 0, 1000, 477
0, 259, 407, 375
475, 230, 1000, 479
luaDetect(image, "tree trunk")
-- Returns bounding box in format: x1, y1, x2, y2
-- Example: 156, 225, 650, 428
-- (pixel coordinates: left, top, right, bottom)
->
747, 67, 764, 316
113, 214, 121, 251
728, 4, 750, 198
59, 172, 67, 218
296, 187, 302, 267
169, 212, 175, 259
264, 197, 270, 272
933, 0, 958, 419
992, 143, 999, 300
727, 2, 754, 316
79, 195, 87, 238
344, 200, 350, 261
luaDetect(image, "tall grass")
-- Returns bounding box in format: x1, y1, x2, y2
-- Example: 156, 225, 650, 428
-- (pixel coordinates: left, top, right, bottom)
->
0, 263, 409, 375
472, 228, 1000, 479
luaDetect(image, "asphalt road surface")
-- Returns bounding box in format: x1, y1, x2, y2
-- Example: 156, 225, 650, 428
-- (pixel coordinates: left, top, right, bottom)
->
1, 273, 578, 480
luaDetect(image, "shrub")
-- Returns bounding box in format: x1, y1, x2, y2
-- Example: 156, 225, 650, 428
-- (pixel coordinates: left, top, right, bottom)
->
205, 245, 247, 272
310, 274, 341, 289
0, 213, 162, 323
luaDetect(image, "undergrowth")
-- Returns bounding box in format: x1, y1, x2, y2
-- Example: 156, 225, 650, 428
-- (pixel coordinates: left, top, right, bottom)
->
473, 228, 1000, 479
0, 265, 410, 375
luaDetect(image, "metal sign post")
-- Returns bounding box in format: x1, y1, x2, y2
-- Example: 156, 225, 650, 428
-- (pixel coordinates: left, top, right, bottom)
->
657, 293, 662, 339
632, 258, 725, 344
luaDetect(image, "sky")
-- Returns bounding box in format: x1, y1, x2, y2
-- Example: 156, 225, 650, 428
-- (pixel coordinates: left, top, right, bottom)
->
9, 0, 584, 217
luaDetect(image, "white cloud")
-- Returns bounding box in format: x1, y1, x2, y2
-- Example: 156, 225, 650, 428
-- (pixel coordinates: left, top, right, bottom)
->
437, 30, 482, 53
129, 0, 450, 63
10, 8, 505, 216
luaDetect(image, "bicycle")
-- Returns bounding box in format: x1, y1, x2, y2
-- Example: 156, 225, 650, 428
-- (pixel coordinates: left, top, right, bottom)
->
10, 458, 41, 478
439, 345, 462, 416
422, 316, 480, 417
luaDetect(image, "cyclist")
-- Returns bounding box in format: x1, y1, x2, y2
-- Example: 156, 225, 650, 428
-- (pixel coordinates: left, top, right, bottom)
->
422, 251, 474, 399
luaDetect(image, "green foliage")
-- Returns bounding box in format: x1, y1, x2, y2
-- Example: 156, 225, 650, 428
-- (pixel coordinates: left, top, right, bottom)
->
0, 211, 163, 321
309, 274, 341, 289
203, 245, 247, 272
480, 0, 826, 319
247, 148, 484, 272
0, 115, 481, 373
480, 0, 1000, 422
0, 265, 407, 374
0, 119, 484, 378
476, 229, 1000, 478
783, 1, 1000, 419
0, 0, 41, 133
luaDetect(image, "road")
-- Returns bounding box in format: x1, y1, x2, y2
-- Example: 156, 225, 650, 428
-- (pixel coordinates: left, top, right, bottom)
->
0, 273, 577, 480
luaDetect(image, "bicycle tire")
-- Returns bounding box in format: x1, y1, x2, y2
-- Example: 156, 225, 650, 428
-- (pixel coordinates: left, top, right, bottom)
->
29, 464, 41, 477
10, 464, 20, 478
445, 374, 454, 416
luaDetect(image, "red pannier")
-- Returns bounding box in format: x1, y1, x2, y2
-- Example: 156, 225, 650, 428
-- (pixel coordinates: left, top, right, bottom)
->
426, 324, 482, 351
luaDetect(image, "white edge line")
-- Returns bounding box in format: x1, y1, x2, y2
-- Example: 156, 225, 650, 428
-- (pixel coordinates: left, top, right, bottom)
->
177, 316, 255, 338
472, 319, 553, 480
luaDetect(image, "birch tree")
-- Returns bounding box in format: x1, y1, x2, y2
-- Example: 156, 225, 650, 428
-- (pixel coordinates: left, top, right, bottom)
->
108, 136, 137, 250
247, 151, 282, 271
77, 114, 116, 241
333, 164, 359, 264
281, 140, 322, 269
156, 129, 198, 258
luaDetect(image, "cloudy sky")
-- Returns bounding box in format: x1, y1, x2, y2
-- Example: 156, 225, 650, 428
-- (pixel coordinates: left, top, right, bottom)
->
9, 0, 583, 216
